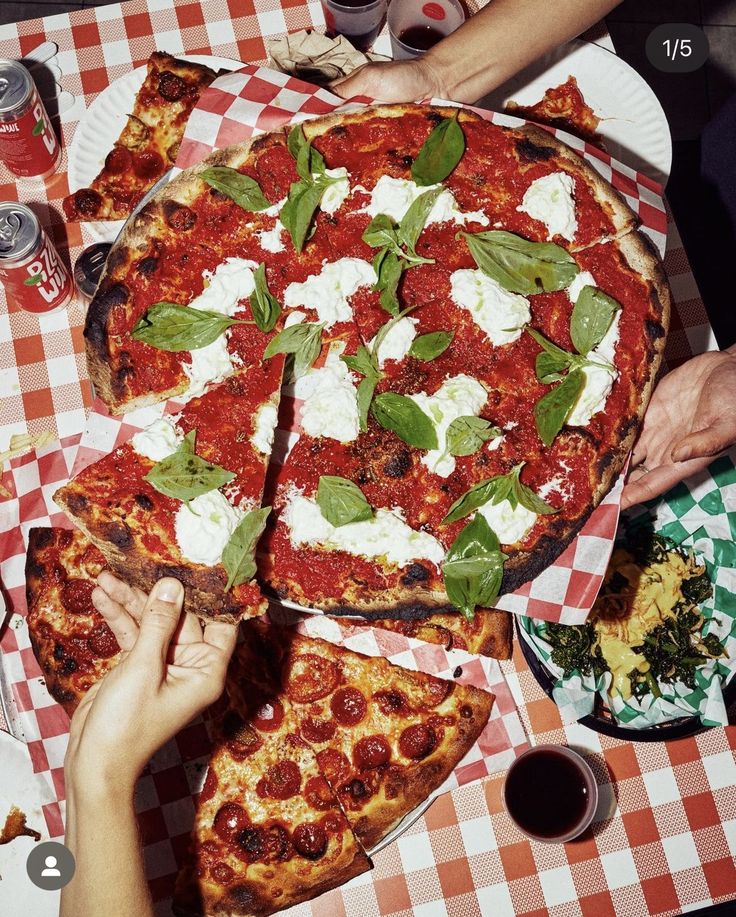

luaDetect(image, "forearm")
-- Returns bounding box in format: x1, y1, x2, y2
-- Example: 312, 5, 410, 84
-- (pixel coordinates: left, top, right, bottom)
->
62, 775, 153, 917
424, 0, 622, 102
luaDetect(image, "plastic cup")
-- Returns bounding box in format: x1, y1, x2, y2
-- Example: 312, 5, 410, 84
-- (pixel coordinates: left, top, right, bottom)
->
388, 0, 466, 60
321, 0, 389, 53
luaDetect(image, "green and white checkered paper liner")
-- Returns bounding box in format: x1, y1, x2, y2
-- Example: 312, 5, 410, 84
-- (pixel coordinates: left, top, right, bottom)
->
519, 452, 736, 729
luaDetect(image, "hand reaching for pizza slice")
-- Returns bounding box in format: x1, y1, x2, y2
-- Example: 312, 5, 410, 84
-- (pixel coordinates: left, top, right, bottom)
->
622, 346, 736, 508
331, 59, 442, 103
65, 573, 237, 789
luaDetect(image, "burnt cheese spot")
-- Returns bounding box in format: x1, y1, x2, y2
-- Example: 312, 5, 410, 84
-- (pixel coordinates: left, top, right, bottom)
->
516, 137, 555, 162
136, 256, 159, 276
134, 493, 154, 511
400, 562, 430, 586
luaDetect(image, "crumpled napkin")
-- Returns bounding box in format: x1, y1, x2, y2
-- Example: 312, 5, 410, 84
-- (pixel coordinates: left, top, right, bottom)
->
267, 30, 389, 85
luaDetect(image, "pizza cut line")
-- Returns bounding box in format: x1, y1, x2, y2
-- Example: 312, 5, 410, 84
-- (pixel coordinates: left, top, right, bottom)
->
25, 528, 494, 915
53, 102, 669, 628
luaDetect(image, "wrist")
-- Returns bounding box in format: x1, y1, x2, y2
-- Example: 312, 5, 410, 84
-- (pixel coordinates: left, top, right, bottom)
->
65, 750, 138, 806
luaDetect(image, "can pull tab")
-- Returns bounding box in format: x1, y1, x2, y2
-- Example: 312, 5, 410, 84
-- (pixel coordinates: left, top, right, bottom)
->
0, 210, 21, 255
0, 77, 11, 104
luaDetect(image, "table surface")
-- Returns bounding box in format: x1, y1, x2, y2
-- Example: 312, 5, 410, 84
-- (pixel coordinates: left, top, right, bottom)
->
1, 3, 735, 917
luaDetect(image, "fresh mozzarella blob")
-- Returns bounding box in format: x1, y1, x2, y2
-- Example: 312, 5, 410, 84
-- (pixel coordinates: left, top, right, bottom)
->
450, 269, 531, 345
294, 347, 359, 442
131, 416, 183, 462
476, 497, 537, 544
409, 374, 488, 478
257, 221, 285, 253
175, 490, 245, 566
364, 176, 489, 227
251, 401, 279, 455
284, 491, 445, 568
566, 271, 596, 303
369, 316, 419, 367
567, 312, 621, 426
284, 258, 377, 329
517, 172, 578, 241
320, 167, 351, 213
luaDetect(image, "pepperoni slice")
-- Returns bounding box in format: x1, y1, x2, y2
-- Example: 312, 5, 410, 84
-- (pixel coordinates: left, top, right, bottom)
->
316, 749, 350, 785
158, 71, 187, 101
105, 146, 132, 175
330, 687, 367, 726
398, 723, 437, 760
234, 826, 264, 861
213, 803, 250, 842
300, 716, 336, 744
304, 776, 335, 812
72, 188, 103, 217
293, 823, 327, 860
199, 768, 218, 804
87, 622, 120, 658
132, 150, 164, 180
422, 678, 453, 707
60, 578, 95, 614
353, 735, 391, 770
259, 761, 301, 800
373, 689, 410, 717
284, 653, 339, 704
262, 824, 291, 861
210, 862, 235, 885
223, 716, 262, 761
320, 812, 347, 834
251, 699, 284, 733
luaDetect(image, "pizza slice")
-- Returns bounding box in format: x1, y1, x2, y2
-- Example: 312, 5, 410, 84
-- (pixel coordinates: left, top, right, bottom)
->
26, 527, 122, 715
506, 76, 603, 145
272, 629, 493, 849
338, 609, 513, 658
174, 626, 372, 917
63, 52, 218, 222
54, 363, 283, 623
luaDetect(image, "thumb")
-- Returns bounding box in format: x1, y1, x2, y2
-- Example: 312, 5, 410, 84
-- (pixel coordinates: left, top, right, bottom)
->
131, 578, 184, 668
671, 420, 735, 463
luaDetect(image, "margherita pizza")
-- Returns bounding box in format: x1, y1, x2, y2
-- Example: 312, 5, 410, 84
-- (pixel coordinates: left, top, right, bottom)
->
59, 102, 669, 626
63, 52, 217, 222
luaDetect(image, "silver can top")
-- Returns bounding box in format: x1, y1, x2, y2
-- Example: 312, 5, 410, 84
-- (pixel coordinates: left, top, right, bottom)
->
0, 60, 33, 117
0, 202, 41, 263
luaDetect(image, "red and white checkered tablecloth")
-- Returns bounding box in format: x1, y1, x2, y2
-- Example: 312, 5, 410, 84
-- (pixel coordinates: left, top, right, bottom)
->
1, 3, 734, 916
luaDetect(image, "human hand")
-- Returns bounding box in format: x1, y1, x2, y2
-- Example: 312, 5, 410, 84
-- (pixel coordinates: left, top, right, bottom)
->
330, 59, 443, 103
621, 348, 736, 508
65, 573, 237, 794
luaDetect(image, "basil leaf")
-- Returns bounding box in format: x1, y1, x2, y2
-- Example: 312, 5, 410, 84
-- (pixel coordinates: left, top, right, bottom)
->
131, 302, 248, 352
362, 214, 403, 256
263, 321, 324, 378
409, 331, 453, 362
441, 476, 501, 525
442, 514, 506, 620
509, 462, 558, 515
375, 251, 404, 317
570, 285, 620, 355
287, 123, 326, 179
462, 230, 579, 295
411, 116, 466, 187
446, 416, 501, 456
356, 376, 377, 432
342, 344, 379, 380
316, 475, 373, 527
398, 186, 443, 257
222, 506, 271, 590
200, 166, 271, 212
144, 430, 235, 501
534, 367, 585, 446
280, 178, 325, 253
248, 263, 281, 333
371, 392, 438, 449
527, 327, 578, 383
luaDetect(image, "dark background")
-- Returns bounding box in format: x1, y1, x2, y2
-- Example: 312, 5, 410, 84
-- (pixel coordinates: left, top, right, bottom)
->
2, 0, 735, 349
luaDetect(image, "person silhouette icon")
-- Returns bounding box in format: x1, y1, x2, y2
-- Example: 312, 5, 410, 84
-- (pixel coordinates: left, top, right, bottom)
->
41, 855, 61, 878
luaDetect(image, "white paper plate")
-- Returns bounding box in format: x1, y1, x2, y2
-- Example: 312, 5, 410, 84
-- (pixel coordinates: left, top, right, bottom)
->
67, 54, 244, 243
477, 40, 672, 187
0, 732, 59, 917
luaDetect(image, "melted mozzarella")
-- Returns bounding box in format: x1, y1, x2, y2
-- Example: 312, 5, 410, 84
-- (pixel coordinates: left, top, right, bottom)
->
450, 269, 531, 345
320, 167, 351, 214
284, 258, 376, 329
257, 220, 285, 253
364, 176, 488, 227
251, 400, 279, 455
131, 416, 182, 462
566, 270, 596, 303
294, 346, 359, 442
517, 172, 578, 241
369, 316, 418, 367
175, 490, 245, 566
409, 374, 488, 478
476, 497, 538, 545
567, 312, 620, 426
284, 490, 445, 569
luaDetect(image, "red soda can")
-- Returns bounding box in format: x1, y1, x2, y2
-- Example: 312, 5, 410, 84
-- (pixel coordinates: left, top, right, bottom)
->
0, 60, 61, 179
0, 202, 75, 313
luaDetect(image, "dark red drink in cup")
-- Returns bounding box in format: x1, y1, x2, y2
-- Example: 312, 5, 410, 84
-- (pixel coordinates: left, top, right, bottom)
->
389, 0, 466, 59
322, 0, 388, 52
